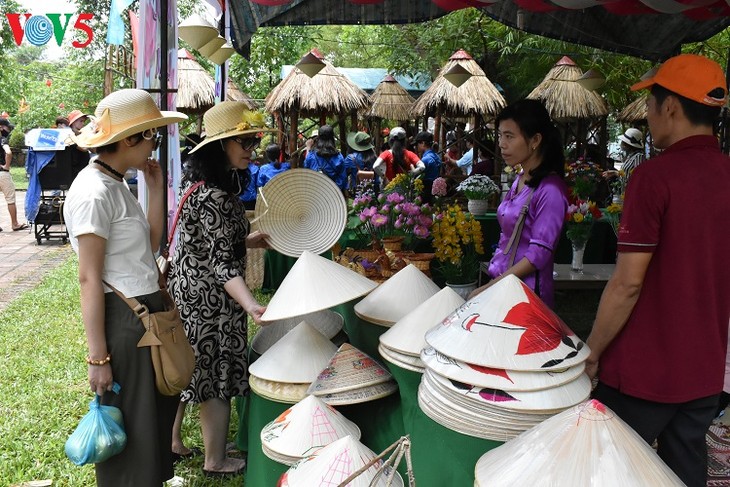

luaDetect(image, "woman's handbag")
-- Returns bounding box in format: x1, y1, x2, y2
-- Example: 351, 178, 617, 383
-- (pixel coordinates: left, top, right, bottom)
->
109, 285, 195, 396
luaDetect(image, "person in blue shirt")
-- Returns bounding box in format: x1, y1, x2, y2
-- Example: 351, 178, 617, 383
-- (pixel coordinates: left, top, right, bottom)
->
303, 125, 346, 192
444, 138, 474, 175
257, 143, 291, 188
239, 160, 259, 210
414, 131, 442, 202
345, 131, 377, 195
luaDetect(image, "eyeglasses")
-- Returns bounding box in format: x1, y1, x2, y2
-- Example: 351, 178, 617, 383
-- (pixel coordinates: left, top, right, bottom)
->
142, 128, 162, 150
232, 136, 261, 151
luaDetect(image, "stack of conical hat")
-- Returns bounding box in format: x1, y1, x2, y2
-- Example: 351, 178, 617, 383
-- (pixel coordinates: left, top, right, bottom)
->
261, 251, 377, 322
378, 287, 465, 373
249, 322, 338, 404
279, 435, 404, 487
419, 275, 591, 441
252, 309, 345, 355
261, 395, 361, 465
354, 264, 440, 327
307, 343, 398, 406
474, 399, 685, 487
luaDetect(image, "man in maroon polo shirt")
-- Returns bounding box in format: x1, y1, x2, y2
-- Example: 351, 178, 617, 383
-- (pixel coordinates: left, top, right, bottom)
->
586, 54, 730, 487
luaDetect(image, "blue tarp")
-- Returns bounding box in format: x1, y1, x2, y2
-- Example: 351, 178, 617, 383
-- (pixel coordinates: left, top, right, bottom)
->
281, 65, 430, 97
25, 149, 56, 222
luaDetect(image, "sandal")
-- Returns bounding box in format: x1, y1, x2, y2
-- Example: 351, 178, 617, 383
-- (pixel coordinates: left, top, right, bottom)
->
12, 223, 28, 231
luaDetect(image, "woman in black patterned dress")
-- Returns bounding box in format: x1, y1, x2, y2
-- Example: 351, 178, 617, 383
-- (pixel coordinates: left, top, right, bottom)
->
167, 102, 272, 477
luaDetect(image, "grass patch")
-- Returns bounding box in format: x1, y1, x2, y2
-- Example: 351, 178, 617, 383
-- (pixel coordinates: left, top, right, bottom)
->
0, 254, 272, 486
11, 166, 28, 191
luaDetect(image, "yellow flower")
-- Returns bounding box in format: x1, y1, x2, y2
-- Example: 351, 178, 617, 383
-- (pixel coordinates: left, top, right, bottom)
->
235, 110, 266, 131
573, 213, 584, 223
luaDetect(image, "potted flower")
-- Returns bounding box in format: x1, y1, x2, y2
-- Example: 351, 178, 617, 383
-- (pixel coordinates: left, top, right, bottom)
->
456, 174, 500, 215
432, 204, 485, 297
565, 157, 602, 200
565, 199, 603, 272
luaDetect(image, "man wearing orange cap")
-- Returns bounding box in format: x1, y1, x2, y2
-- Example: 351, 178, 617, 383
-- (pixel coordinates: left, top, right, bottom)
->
586, 54, 730, 486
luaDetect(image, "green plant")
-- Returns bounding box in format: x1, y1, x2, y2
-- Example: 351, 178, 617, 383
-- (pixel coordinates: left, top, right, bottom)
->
8, 128, 25, 148
432, 204, 485, 284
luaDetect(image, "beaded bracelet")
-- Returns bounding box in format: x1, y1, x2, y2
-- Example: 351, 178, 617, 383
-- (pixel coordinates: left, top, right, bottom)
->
86, 354, 111, 366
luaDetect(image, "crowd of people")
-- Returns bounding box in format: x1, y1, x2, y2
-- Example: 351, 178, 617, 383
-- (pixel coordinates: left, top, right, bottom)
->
3, 52, 718, 487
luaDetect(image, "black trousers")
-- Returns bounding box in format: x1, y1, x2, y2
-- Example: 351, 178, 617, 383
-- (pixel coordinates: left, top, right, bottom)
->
593, 382, 719, 487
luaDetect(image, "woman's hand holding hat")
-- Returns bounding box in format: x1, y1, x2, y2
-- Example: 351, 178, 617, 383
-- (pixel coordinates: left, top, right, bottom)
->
246, 230, 270, 249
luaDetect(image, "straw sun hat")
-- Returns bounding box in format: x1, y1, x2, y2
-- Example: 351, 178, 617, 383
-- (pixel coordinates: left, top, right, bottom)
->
189, 101, 277, 154
71, 89, 187, 148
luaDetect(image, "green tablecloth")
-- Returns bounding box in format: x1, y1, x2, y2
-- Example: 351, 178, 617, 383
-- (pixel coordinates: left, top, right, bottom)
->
388, 363, 503, 487
242, 391, 291, 487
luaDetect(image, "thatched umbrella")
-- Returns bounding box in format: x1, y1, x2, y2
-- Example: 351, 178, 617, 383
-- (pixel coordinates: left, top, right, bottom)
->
527, 56, 609, 121
412, 49, 505, 120
226, 79, 257, 108
364, 74, 416, 149
265, 50, 371, 159
617, 94, 647, 123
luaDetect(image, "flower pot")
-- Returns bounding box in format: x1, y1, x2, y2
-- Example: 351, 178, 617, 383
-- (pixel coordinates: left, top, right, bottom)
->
446, 281, 478, 300
570, 240, 587, 273
381, 236, 405, 252
401, 252, 435, 276
467, 199, 490, 216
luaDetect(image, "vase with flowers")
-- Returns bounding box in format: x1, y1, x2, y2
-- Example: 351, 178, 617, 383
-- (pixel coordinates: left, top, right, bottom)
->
432, 204, 485, 296
565, 199, 603, 273
456, 174, 500, 215
565, 157, 602, 200
603, 201, 622, 238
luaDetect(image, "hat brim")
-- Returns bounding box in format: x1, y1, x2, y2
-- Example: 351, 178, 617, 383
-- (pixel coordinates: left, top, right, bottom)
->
346, 133, 374, 152
71, 111, 188, 148
68, 113, 88, 125
189, 126, 278, 154
619, 135, 643, 149
630, 78, 654, 92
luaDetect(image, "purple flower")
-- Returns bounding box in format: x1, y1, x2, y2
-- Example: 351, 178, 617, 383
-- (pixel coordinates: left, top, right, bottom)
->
386, 192, 405, 204
359, 206, 377, 222
371, 214, 389, 227
418, 214, 433, 227
432, 177, 448, 197
414, 225, 430, 238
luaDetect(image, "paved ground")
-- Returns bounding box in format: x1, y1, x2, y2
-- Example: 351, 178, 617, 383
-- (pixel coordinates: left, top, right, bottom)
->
0, 191, 73, 312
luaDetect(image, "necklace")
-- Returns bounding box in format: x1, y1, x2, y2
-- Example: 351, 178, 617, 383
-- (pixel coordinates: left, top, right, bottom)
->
94, 159, 125, 181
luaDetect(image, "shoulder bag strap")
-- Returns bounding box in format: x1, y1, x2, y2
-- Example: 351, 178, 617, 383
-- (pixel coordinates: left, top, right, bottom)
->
161, 180, 205, 257
103, 281, 164, 347
503, 187, 535, 268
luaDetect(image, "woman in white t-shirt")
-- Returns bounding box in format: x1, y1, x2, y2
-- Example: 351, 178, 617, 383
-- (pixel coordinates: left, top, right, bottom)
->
63, 89, 187, 486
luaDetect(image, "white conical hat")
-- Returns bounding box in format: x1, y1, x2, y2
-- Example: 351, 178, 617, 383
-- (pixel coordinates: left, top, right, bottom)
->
249, 376, 309, 404
307, 343, 393, 395
421, 347, 586, 391
379, 287, 465, 356
424, 367, 590, 412
354, 264, 440, 326
425, 275, 589, 371
250, 322, 337, 383
261, 251, 377, 322
316, 380, 399, 406
474, 399, 685, 486
252, 310, 344, 355
378, 344, 424, 373
279, 435, 404, 487
261, 395, 361, 464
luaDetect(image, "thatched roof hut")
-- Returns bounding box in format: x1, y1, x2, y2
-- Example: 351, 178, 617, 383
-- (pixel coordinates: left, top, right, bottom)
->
177, 50, 216, 115
527, 56, 609, 121
364, 74, 415, 122
411, 49, 505, 119
617, 94, 647, 123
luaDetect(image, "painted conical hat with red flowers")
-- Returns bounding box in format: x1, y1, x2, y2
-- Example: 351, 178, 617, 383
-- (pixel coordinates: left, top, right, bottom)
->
474, 399, 685, 486
420, 346, 586, 391
424, 275, 589, 371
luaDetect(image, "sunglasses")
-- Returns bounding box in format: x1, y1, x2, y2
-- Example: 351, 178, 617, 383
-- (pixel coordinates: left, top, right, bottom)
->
142, 128, 162, 150
232, 136, 261, 151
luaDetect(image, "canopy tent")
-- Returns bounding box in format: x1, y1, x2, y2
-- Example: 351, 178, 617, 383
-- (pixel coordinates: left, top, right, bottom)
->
229, 1, 730, 62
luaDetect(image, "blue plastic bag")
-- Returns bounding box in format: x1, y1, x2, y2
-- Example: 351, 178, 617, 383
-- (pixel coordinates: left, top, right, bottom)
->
65, 383, 127, 466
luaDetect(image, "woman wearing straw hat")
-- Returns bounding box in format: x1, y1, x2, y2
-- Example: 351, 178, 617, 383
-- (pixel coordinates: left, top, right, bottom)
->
63, 89, 187, 486
167, 101, 273, 478
373, 126, 425, 185
303, 124, 347, 192
344, 131, 377, 194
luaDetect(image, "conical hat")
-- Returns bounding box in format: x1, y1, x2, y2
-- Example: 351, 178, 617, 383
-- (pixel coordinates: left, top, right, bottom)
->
307, 343, 393, 395
252, 310, 343, 355
315, 380, 399, 406
254, 169, 347, 257
379, 287, 465, 356
425, 275, 589, 371
378, 344, 425, 373
249, 322, 337, 383
279, 435, 405, 487
261, 251, 377, 322
474, 399, 685, 486
421, 347, 586, 391
424, 367, 590, 412
249, 376, 309, 404
261, 395, 361, 464
354, 265, 440, 326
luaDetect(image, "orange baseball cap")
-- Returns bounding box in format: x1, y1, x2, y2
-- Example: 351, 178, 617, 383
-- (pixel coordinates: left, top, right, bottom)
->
631, 54, 727, 107
67, 109, 88, 125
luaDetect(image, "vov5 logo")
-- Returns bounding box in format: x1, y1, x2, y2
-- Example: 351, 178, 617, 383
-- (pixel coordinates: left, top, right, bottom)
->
5, 13, 94, 48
